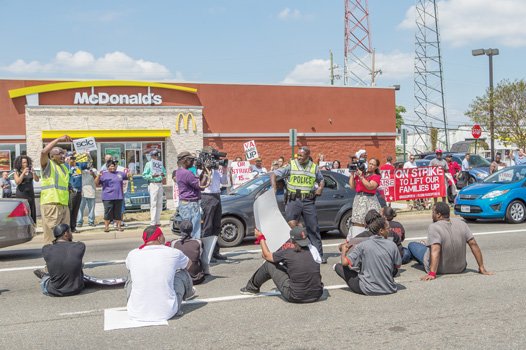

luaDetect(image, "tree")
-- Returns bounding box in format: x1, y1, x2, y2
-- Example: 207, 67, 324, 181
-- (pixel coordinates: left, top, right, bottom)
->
395, 105, 406, 131
466, 79, 526, 149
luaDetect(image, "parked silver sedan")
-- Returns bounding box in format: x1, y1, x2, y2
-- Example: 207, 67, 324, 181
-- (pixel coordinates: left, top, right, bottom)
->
0, 198, 35, 248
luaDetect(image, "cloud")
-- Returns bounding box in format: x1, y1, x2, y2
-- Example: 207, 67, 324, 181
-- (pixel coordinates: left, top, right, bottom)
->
0, 51, 177, 80
281, 51, 413, 86
277, 8, 310, 21
399, 0, 526, 47
281, 59, 331, 85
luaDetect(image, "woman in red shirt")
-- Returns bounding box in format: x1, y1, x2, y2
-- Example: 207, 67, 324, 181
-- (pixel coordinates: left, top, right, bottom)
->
348, 158, 382, 237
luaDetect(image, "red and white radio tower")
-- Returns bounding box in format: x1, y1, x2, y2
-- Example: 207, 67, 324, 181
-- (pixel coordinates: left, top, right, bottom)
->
344, 0, 379, 86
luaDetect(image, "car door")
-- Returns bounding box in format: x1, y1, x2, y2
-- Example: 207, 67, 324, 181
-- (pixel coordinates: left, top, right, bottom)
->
315, 174, 349, 229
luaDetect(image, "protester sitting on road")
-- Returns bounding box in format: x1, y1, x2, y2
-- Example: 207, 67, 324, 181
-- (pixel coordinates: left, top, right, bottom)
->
348, 156, 382, 237
408, 202, 493, 281
335, 215, 401, 295
95, 160, 130, 232
125, 226, 195, 321
240, 226, 324, 303
383, 207, 411, 264
168, 220, 205, 285
33, 224, 85, 297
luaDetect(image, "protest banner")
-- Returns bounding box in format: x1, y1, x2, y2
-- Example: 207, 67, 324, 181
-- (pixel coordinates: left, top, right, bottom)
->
332, 168, 351, 177
230, 161, 256, 188
73, 137, 97, 153
243, 140, 259, 160
381, 166, 446, 201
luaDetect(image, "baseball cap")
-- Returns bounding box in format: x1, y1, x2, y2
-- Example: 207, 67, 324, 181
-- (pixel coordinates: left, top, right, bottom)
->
255, 157, 262, 161
290, 226, 309, 247
435, 149, 443, 154
150, 149, 160, 156
177, 151, 195, 160
355, 149, 366, 158
179, 220, 193, 235
53, 224, 70, 239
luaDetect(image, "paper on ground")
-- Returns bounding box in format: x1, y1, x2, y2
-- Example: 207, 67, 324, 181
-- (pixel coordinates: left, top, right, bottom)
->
253, 189, 290, 252
104, 308, 168, 331
201, 235, 218, 265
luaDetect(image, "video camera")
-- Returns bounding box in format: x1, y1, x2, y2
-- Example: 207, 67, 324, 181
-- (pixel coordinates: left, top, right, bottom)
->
196, 148, 228, 169
348, 158, 367, 172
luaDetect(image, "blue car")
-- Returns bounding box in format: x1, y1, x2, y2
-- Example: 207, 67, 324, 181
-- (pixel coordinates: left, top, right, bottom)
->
424, 152, 490, 187
454, 165, 526, 223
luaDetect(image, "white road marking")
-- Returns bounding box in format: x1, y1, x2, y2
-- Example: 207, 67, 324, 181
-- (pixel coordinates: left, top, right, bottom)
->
2, 228, 525, 273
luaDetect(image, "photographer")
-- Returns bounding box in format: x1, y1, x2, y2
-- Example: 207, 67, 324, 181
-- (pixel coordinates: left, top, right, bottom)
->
176, 151, 209, 239
348, 157, 382, 237
199, 146, 229, 260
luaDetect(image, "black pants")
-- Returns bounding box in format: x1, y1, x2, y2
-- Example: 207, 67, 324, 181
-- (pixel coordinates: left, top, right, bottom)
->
201, 193, 222, 255
334, 263, 364, 295
285, 198, 323, 256
68, 191, 82, 231
246, 261, 320, 303
16, 193, 36, 224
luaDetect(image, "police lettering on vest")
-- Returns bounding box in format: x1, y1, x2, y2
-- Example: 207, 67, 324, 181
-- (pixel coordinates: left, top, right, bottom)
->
286, 160, 317, 194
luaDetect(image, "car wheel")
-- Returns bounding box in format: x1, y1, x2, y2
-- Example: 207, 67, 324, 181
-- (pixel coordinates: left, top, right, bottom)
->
338, 209, 353, 238
218, 216, 245, 247
505, 200, 526, 224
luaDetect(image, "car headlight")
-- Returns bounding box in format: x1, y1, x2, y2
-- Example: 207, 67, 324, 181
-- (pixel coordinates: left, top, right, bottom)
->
481, 189, 509, 199
125, 198, 131, 205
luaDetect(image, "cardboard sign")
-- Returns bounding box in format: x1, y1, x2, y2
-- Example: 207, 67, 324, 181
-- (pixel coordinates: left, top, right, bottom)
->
231, 161, 256, 188
332, 168, 351, 177
381, 166, 446, 201
73, 137, 97, 153
151, 159, 163, 175
243, 140, 259, 161
253, 189, 290, 252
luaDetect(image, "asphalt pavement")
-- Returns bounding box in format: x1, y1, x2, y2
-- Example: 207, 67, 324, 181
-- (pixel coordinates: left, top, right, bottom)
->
1, 214, 525, 349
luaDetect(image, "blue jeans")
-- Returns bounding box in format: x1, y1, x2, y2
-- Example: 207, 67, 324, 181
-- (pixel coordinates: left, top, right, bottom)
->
408, 242, 428, 266
179, 201, 201, 239
401, 247, 413, 264
40, 275, 51, 295
77, 197, 95, 226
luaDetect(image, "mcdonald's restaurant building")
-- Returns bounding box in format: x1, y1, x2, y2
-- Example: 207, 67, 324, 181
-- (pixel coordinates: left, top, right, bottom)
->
0, 79, 397, 183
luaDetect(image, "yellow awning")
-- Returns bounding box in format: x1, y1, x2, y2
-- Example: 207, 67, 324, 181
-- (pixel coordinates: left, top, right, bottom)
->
41, 129, 171, 139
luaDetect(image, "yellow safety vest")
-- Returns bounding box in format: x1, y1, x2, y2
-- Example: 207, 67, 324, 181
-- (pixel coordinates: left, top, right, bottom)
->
286, 160, 317, 194
40, 160, 70, 206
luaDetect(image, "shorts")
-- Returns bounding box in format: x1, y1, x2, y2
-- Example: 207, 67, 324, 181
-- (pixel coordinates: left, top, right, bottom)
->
103, 200, 123, 221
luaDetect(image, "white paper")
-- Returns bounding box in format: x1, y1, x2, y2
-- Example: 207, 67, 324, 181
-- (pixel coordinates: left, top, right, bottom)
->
253, 189, 290, 252
201, 235, 218, 265
243, 140, 259, 160
73, 137, 97, 153
104, 308, 168, 331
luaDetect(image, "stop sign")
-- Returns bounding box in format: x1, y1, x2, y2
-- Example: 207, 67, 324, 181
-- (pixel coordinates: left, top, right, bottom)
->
472, 124, 482, 139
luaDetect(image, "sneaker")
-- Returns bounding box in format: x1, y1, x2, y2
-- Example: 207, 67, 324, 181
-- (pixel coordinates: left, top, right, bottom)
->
332, 264, 337, 271
33, 268, 46, 279
240, 286, 259, 295
185, 287, 198, 301
321, 257, 328, 264
88, 223, 96, 227
212, 253, 227, 261
121, 222, 127, 228
76, 223, 83, 227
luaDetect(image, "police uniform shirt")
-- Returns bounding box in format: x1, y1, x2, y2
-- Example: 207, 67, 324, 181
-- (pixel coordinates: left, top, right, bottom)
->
273, 162, 324, 186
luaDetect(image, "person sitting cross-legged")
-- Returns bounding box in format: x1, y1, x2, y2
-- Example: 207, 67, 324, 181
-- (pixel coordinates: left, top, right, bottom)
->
125, 226, 195, 321
167, 220, 206, 285
334, 215, 401, 296
240, 226, 324, 303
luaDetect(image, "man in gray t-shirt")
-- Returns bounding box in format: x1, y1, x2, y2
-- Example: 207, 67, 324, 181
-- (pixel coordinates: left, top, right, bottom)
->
408, 202, 493, 281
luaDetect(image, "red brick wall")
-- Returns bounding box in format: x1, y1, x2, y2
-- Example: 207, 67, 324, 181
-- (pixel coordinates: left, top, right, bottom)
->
205, 136, 396, 168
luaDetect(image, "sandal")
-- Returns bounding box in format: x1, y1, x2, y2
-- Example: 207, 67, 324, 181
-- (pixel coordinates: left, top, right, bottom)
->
104, 228, 110, 233
117, 227, 125, 232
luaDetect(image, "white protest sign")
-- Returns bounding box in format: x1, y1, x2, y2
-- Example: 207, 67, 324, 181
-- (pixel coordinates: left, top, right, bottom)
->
253, 189, 290, 252
72, 137, 97, 153
332, 168, 351, 177
243, 140, 259, 160
231, 161, 256, 188
151, 159, 163, 175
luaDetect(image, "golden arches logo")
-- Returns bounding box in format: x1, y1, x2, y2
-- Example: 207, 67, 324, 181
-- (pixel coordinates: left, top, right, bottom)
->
175, 113, 197, 133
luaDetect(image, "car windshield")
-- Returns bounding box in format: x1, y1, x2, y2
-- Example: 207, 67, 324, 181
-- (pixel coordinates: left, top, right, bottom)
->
128, 176, 148, 192
230, 175, 269, 196
483, 167, 526, 184
467, 155, 491, 167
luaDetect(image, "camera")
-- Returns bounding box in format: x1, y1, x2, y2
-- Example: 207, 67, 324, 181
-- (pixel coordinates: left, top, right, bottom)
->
348, 158, 367, 172
196, 148, 228, 169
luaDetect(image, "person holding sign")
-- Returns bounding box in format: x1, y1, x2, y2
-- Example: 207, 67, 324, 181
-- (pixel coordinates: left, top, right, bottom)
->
271, 146, 326, 262
142, 150, 167, 226
240, 226, 323, 303
429, 149, 448, 204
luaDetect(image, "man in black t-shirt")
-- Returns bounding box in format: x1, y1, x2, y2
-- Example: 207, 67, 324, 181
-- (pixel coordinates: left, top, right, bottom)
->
34, 224, 85, 296
240, 226, 323, 303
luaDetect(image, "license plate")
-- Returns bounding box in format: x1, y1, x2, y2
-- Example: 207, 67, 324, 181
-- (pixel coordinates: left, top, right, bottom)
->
140, 204, 150, 210
461, 205, 470, 213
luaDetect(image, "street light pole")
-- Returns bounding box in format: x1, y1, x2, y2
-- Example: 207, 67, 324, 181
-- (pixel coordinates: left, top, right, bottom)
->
472, 48, 499, 161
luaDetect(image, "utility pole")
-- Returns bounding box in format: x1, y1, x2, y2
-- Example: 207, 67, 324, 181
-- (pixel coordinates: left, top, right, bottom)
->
330, 50, 335, 85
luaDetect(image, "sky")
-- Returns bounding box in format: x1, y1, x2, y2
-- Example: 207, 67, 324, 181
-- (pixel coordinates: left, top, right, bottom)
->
0, 0, 524, 130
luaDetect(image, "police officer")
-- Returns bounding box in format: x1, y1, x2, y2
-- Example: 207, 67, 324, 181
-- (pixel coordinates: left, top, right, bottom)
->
271, 146, 326, 263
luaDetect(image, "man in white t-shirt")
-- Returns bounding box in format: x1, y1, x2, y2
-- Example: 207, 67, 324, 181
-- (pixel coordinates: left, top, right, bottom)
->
403, 155, 417, 169
125, 226, 194, 321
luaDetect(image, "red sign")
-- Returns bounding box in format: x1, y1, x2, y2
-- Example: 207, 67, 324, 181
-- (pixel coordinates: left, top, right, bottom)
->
472, 124, 482, 139
381, 167, 446, 201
